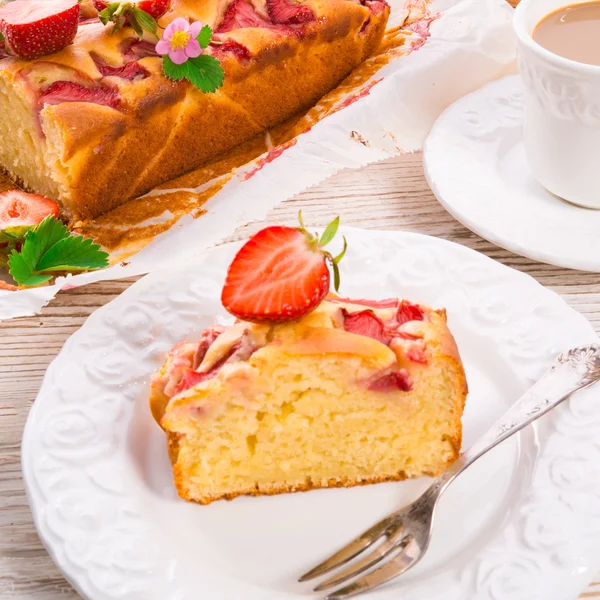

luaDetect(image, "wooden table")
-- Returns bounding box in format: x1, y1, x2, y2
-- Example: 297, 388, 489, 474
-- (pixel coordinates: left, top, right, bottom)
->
1, 153, 599, 598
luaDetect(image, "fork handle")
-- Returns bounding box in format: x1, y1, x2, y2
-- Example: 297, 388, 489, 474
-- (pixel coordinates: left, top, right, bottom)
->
428, 345, 600, 499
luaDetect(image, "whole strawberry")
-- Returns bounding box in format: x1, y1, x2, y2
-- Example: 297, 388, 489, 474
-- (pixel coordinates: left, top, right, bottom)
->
222, 213, 347, 324
0, 0, 80, 60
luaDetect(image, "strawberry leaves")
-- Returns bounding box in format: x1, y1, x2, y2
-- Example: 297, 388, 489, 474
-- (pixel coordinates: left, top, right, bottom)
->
162, 54, 224, 94
130, 5, 157, 35
297, 211, 347, 292
196, 23, 212, 48
319, 216, 340, 247
7, 216, 109, 287
160, 24, 224, 94
98, 2, 158, 38
221, 214, 347, 324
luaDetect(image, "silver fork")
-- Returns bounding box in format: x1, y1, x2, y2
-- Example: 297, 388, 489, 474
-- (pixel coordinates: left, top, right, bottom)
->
299, 345, 600, 600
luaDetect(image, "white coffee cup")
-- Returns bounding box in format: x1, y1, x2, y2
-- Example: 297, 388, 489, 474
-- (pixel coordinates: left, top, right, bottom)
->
514, 0, 600, 209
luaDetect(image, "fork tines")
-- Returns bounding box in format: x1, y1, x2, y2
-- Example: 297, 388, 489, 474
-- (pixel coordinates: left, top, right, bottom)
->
299, 516, 422, 599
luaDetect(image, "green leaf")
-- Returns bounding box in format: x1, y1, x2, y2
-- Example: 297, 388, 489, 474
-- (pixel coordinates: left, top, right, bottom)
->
98, 2, 120, 25
162, 55, 188, 81
7, 216, 109, 286
128, 13, 144, 39
21, 216, 70, 270
333, 235, 348, 264
187, 55, 225, 93
319, 216, 340, 247
36, 236, 109, 272
7, 252, 52, 287
111, 18, 125, 34
162, 55, 224, 94
197, 24, 213, 49
131, 6, 158, 35
331, 261, 341, 293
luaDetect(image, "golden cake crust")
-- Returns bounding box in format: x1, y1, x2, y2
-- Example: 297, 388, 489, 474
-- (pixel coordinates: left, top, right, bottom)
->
0, 1, 389, 218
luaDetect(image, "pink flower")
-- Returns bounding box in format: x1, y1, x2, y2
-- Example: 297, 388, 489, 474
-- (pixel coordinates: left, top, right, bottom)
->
156, 18, 203, 65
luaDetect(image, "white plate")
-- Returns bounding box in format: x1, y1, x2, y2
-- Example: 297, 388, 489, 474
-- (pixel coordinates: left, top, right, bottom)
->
22, 228, 600, 600
423, 75, 600, 272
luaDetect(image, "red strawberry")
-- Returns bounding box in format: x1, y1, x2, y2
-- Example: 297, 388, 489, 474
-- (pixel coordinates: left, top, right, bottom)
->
266, 0, 315, 25
0, 0, 80, 60
342, 309, 391, 345
120, 38, 158, 60
93, 57, 148, 80
216, 0, 291, 34
192, 326, 225, 370
0, 191, 60, 241
211, 40, 252, 61
397, 300, 425, 325
39, 81, 120, 109
369, 370, 413, 392
217, 0, 269, 33
222, 215, 346, 324
93, 0, 170, 20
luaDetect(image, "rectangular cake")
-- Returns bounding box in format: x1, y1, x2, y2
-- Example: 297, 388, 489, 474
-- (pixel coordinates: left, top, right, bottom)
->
150, 296, 468, 505
0, 0, 389, 219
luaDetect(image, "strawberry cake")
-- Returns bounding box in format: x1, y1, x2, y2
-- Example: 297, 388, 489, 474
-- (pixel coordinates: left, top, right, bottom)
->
149, 218, 468, 505
0, 0, 389, 219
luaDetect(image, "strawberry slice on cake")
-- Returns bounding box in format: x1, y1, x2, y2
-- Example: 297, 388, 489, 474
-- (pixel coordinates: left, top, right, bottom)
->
150, 217, 468, 505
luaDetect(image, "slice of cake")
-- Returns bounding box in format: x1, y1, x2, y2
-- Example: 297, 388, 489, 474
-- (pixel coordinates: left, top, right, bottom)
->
149, 217, 468, 504
0, 0, 389, 219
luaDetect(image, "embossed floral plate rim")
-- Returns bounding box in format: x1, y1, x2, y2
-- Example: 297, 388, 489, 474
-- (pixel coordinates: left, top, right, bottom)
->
423, 75, 600, 272
22, 228, 600, 600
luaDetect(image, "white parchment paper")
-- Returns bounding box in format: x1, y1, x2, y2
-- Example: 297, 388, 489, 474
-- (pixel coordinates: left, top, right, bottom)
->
0, 0, 516, 320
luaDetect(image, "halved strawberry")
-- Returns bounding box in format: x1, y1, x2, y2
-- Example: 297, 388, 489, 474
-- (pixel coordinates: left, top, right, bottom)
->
221, 214, 347, 324
0, 190, 60, 242
0, 0, 80, 60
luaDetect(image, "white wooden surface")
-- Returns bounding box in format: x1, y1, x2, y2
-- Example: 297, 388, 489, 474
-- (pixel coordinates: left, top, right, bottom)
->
1, 153, 599, 599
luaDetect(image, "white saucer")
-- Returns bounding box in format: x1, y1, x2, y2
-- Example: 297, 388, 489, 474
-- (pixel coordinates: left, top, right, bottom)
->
423, 75, 600, 272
